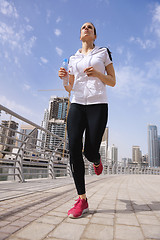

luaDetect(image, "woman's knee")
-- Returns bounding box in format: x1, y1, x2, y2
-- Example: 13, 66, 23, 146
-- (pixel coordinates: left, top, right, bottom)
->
83, 148, 100, 162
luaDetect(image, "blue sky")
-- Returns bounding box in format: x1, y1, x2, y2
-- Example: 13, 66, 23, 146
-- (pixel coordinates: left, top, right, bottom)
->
0, 0, 160, 159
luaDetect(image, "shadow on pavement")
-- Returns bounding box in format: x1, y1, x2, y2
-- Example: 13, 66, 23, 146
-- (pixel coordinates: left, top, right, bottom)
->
92, 199, 160, 215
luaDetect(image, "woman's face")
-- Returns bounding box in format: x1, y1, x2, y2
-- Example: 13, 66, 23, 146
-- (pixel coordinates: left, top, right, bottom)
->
80, 22, 96, 42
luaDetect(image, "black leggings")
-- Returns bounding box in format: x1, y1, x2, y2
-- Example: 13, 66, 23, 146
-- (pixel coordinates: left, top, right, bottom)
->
67, 103, 108, 195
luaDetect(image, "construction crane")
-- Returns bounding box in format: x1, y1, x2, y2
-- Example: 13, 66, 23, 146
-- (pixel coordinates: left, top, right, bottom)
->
38, 89, 65, 92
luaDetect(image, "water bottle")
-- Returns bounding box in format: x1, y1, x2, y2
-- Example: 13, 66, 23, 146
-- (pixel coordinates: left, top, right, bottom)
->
62, 58, 68, 86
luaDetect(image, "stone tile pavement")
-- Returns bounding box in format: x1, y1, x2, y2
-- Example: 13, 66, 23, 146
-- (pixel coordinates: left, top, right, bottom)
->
0, 174, 160, 240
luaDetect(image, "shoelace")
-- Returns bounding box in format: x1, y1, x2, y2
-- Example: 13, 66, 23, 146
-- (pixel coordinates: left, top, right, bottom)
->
71, 198, 80, 209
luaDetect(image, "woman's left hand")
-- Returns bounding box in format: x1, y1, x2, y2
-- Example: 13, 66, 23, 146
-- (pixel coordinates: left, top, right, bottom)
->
84, 67, 99, 77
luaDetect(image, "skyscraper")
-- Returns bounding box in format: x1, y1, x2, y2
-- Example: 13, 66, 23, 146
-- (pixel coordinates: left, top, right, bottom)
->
45, 96, 70, 153
39, 109, 49, 149
100, 127, 108, 164
0, 120, 18, 152
158, 135, 160, 166
108, 144, 118, 166
148, 125, 159, 167
132, 146, 142, 164
102, 127, 108, 145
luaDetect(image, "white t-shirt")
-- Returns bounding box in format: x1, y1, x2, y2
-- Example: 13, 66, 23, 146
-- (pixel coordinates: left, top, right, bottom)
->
68, 46, 112, 105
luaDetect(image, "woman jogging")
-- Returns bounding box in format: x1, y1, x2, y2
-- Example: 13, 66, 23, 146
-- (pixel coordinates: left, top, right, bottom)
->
58, 22, 116, 218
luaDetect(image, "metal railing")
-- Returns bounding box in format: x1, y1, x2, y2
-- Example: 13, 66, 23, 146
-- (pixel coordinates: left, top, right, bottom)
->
0, 104, 160, 182
0, 104, 71, 182
103, 164, 160, 175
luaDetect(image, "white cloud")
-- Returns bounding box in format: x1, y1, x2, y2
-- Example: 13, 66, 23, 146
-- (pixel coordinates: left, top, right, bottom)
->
0, 22, 23, 49
24, 17, 30, 23
152, 3, 160, 22
14, 56, 20, 67
142, 95, 160, 115
145, 60, 160, 80
26, 25, 33, 32
54, 28, 61, 36
114, 62, 160, 116
56, 47, 63, 56
125, 51, 133, 64
56, 16, 62, 23
23, 36, 36, 56
118, 49, 133, 65
0, 1, 36, 57
129, 4, 160, 49
153, 97, 160, 115
0, 0, 18, 18
40, 57, 48, 64
117, 46, 124, 55
0, 95, 33, 116
0, 21, 36, 55
4, 51, 10, 61
115, 66, 146, 99
129, 36, 156, 49
151, 3, 160, 38
97, 0, 109, 4
46, 10, 51, 24
116, 66, 157, 98
23, 84, 31, 91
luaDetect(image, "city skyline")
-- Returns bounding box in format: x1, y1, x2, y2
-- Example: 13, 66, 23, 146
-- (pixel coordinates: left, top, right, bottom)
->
1, 0, 160, 159
1, 109, 160, 165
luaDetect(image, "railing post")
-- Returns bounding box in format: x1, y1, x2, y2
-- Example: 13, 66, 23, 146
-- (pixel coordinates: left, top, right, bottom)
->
67, 160, 72, 177
88, 162, 93, 175
15, 147, 25, 182
49, 152, 56, 179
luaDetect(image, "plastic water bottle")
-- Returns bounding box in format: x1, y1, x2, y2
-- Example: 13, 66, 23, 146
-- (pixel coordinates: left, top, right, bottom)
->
62, 58, 68, 86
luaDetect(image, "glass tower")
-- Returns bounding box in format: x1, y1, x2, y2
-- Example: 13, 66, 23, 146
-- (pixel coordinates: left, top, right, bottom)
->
148, 125, 159, 167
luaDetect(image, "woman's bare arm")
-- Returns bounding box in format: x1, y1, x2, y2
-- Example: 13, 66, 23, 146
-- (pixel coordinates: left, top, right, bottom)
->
84, 63, 116, 87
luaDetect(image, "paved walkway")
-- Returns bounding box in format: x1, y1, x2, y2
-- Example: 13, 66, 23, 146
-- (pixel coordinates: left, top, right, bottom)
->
0, 174, 160, 240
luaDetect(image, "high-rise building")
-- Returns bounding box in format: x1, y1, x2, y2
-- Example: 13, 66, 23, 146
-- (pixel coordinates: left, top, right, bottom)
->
100, 127, 109, 164
148, 125, 159, 167
158, 135, 160, 166
49, 96, 68, 120
107, 144, 118, 166
112, 144, 118, 165
39, 109, 49, 149
46, 96, 70, 153
0, 120, 18, 152
100, 141, 107, 164
102, 127, 108, 144
142, 154, 148, 166
132, 146, 142, 163
121, 157, 132, 167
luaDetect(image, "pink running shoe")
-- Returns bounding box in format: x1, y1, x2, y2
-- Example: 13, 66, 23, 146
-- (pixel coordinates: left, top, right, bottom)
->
94, 159, 103, 175
68, 197, 89, 218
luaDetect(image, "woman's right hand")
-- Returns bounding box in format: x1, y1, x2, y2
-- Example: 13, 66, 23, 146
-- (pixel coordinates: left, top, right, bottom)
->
58, 67, 68, 79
